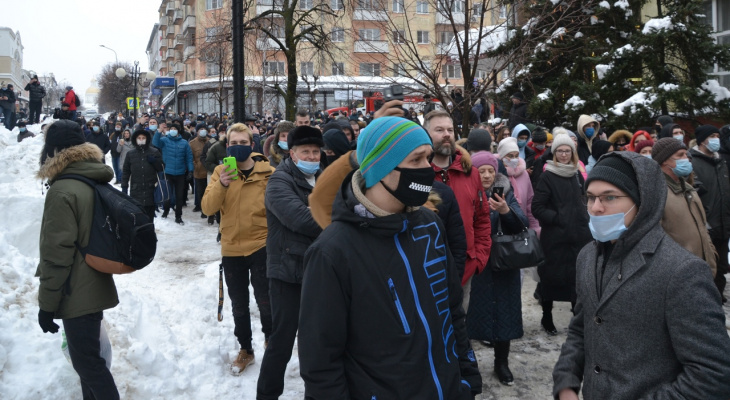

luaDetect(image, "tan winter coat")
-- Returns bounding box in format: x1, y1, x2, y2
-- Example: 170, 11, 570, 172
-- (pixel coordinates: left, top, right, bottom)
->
661, 173, 717, 277
189, 136, 210, 179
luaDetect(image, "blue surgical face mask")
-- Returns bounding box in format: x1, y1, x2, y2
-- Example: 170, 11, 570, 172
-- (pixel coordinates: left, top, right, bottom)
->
673, 134, 684, 142
517, 139, 527, 148
198, 130, 207, 137
589, 205, 635, 242
584, 127, 595, 138
278, 140, 289, 151
643, 154, 652, 159
672, 158, 693, 177
707, 137, 720, 152
20, 127, 26, 132
149, 124, 158, 131
168, 129, 178, 137
296, 159, 320, 175
227, 145, 252, 162
92, 126, 100, 132
504, 158, 519, 168
535, 144, 546, 150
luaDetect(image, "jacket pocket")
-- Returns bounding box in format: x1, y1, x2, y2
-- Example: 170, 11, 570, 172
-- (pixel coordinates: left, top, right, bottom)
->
388, 278, 410, 334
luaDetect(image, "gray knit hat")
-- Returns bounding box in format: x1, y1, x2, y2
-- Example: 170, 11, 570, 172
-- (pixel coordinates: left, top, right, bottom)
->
465, 129, 492, 152
651, 137, 686, 165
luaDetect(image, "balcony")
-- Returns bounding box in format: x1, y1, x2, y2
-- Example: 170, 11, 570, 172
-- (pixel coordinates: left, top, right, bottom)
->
256, 38, 283, 50
166, 1, 175, 15
354, 40, 389, 53
173, 10, 183, 24
166, 49, 177, 60
160, 39, 170, 51
159, 16, 168, 30
184, 44, 196, 59
436, 11, 465, 25
182, 15, 196, 33
182, 0, 193, 5
174, 35, 184, 49
256, 5, 284, 15
174, 64, 184, 74
166, 26, 175, 39
353, 9, 388, 21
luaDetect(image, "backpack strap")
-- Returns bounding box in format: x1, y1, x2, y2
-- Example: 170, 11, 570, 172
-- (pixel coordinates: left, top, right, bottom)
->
55, 174, 98, 187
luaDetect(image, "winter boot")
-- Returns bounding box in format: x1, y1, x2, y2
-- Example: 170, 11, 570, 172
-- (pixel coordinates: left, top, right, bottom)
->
494, 341, 514, 386
200, 212, 207, 219
541, 301, 558, 336
193, 206, 201, 212
175, 217, 184, 225
231, 349, 254, 376
208, 215, 215, 225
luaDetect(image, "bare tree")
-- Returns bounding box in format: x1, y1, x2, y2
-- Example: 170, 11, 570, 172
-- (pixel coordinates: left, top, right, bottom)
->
197, 6, 235, 116
97, 62, 134, 113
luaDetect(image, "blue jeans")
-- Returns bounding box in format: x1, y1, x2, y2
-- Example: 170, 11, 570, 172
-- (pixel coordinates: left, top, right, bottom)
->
111, 156, 121, 183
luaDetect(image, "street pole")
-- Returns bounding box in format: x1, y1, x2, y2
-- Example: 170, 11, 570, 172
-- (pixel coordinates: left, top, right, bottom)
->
100, 45, 118, 64
232, 0, 244, 123
132, 61, 140, 120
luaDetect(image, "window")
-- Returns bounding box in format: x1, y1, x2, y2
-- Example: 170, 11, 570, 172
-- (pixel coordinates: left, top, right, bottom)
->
359, 63, 381, 76
472, 3, 483, 18
300, 25, 314, 41
499, 5, 507, 19
206, 27, 223, 42
206, 0, 222, 10
300, 0, 313, 9
393, 0, 404, 13
417, 31, 429, 44
206, 62, 220, 76
264, 61, 286, 75
720, 0, 730, 31
443, 64, 461, 79
439, 31, 455, 44
331, 27, 345, 42
417, 1, 428, 13
393, 63, 407, 77
331, 0, 344, 10
359, 29, 380, 41
332, 62, 345, 75
439, 0, 464, 13
477, 69, 488, 80
301, 62, 314, 76
393, 30, 406, 44
357, 0, 376, 10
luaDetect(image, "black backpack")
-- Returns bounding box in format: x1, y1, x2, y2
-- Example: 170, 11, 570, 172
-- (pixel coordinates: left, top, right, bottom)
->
55, 174, 157, 274
74, 94, 81, 107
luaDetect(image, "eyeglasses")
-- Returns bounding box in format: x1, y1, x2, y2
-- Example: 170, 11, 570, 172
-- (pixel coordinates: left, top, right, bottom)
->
582, 195, 630, 206
555, 149, 572, 155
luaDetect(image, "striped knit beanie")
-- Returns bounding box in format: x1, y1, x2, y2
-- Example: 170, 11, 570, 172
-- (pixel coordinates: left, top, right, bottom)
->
357, 116, 433, 188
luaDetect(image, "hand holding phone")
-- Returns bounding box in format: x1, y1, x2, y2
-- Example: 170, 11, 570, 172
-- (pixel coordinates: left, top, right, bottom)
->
222, 156, 238, 185
491, 186, 504, 200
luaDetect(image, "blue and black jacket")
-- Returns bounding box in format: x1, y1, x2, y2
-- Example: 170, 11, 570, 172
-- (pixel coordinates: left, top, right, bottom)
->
299, 170, 482, 400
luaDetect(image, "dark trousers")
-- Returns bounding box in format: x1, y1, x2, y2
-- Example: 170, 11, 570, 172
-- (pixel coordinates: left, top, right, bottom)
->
222, 248, 272, 351
29, 101, 42, 124
710, 230, 729, 299
144, 205, 156, 221
256, 279, 301, 400
63, 312, 119, 400
194, 177, 207, 209
163, 173, 186, 219
1, 107, 13, 129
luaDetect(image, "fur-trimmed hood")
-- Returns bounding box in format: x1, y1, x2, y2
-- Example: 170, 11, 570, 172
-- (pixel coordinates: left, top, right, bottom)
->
37, 143, 112, 183
488, 173, 512, 195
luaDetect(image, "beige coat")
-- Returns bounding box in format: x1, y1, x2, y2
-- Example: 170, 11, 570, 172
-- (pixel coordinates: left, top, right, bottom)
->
661, 173, 717, 277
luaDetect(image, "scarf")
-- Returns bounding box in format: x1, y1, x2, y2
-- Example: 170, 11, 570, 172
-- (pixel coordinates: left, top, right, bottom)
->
545, 160, 578, 178
506, 158, 526, 204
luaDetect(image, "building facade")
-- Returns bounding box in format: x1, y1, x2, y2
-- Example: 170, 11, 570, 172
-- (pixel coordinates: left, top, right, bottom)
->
0, 27, 29, 108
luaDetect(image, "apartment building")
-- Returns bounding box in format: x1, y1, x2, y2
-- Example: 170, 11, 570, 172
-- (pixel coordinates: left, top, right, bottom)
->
151, 0, 508, 114
0, 27, 30, 108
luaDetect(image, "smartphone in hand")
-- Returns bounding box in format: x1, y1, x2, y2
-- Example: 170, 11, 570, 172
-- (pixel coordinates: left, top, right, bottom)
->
491, 186, 504, 200
222, 156, 238, 180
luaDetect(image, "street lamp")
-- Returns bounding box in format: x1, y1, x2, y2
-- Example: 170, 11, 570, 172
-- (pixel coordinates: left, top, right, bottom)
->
99, 45, 118, 64
116, 60, 156, 118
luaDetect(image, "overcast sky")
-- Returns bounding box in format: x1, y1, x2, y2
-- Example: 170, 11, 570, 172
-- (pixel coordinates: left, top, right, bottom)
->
0, 0, 160, 99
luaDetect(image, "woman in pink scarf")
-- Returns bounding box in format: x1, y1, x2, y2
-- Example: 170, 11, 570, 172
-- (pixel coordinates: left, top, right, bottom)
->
498, 137, 541, 236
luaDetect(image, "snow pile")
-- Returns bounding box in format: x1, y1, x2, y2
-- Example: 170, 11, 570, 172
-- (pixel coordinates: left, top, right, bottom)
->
609, 91, 657, 116
596, 64, 612, 80
495, 78, 513, 94
537, 89, 552, 101
0, 124, 304, 399
614, 44, 634, 57
565, 96, 586, 110
598, 1, 610, 9
642, 16, 685, 34
658, 83, 679, 92
551, 27, 566, 40
702, 79, 730, 102
613, 0, 632, 17
575, 31, 584, 39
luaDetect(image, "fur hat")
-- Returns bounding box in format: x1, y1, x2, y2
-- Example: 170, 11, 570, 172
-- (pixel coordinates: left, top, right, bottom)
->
287, 125, 324, 149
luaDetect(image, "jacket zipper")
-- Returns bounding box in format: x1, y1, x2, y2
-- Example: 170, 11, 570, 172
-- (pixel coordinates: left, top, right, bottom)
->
388, 278, 411, 334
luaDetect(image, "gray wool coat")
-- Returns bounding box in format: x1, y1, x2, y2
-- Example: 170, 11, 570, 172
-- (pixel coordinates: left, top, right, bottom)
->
553, 151, 730, 400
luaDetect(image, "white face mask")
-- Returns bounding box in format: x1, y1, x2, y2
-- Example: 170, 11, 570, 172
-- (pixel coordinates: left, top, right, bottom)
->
137, 139, 147, 146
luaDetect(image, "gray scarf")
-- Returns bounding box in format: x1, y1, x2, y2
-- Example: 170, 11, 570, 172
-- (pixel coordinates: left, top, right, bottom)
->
545, 160, 578, 178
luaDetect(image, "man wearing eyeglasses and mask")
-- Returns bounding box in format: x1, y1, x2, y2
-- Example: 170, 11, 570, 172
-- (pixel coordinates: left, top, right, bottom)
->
553, 152, 730, 400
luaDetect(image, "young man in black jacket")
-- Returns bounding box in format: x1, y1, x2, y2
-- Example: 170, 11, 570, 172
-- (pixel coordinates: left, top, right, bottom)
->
299, 116, 482, 400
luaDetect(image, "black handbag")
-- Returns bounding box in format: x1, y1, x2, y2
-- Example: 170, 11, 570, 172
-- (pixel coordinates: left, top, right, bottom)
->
490, 209, 545, 272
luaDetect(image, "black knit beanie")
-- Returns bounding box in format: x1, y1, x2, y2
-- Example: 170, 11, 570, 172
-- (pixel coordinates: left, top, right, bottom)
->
42, 120, 85, 163
695, 124, 720, 145
585, 155, 640, 205
466, 129, 492, 152
651, 137, 686, 165
531, 128, 548, 144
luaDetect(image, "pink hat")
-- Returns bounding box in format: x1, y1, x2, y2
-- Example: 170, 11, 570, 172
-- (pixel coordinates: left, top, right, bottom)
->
471, 151, 499, 171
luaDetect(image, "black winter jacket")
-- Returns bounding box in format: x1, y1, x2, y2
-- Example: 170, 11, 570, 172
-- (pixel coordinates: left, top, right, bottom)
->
0, 87, 15, 109
299, 170, 482, 400
432, 181, 467, 280
507, 102, 528, 130
576, 136, 592, 166
85, 131, 111, 155
109, 131, 123, 157
121, 130, 163, 206
24, 82, 46, 102
265, 157, 323, 283
690, 148, 730, 238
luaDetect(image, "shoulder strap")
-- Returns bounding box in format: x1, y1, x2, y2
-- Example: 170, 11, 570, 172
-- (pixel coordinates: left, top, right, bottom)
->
55, 174, 97, 188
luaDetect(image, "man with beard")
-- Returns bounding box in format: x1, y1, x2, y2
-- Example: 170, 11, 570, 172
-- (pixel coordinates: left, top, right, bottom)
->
424, 109, 491, 311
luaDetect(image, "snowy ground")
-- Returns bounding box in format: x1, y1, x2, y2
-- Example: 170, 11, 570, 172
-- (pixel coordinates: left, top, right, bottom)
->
0, 123, 728, 400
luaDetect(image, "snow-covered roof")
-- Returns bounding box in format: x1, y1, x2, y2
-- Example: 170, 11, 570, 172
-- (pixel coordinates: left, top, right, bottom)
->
171, 75, 423, 94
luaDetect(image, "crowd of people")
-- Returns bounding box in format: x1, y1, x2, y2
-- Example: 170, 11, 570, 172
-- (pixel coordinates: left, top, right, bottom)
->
32, 93, 730, 400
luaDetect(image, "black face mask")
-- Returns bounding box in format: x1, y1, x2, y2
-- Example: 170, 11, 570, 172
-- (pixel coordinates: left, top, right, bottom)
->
380, 166, 435, 207
326, 154, 339, 165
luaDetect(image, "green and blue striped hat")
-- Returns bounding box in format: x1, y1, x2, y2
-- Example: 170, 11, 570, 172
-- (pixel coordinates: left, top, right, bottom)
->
357, 116, 432, 188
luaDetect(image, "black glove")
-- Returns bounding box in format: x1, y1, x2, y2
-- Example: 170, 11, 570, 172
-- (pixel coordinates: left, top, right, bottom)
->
186, 171, 193, 181
122, 187, 128, 195
38, 309, 59, 334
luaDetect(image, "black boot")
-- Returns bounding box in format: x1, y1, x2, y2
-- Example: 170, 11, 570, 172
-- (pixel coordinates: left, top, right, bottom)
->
541, 301, 558, 335
494, 341, 514, 386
